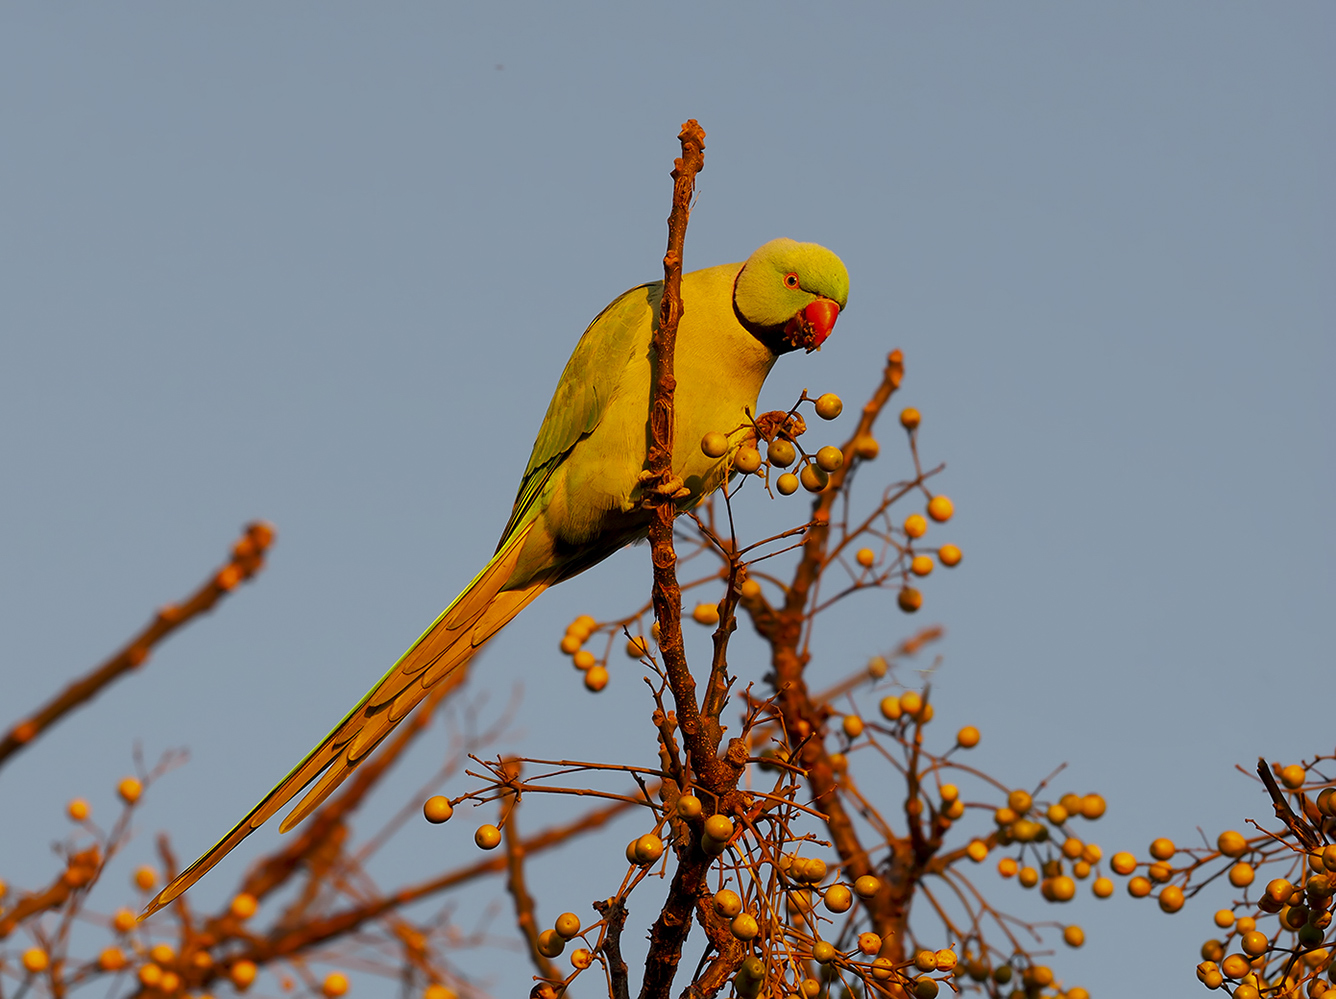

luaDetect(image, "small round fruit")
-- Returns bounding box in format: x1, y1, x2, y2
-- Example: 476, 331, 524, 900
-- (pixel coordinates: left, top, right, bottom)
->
926, 496, 954, 522
955, 724, 980, 748
1110, 851, 1137, 875
22, 949, 49, 973
800, 464, 829, 493
935, 949, 958, 972
871, 957, 895, 981
937, 544, 962, 567
559, 634, 582, 655
1220, 954, 1250, 979
555, 912, 581, 939
704, 814, 734, 842
900, 407, 921, 430
231, 892, 259, 919
134, 865, 157, 891
915, 950, 938, 971
967, 840, 989, 862
815, 393, 843, 420
1213, 909, 1235, 928
625, 637, 649, 658
634, 834, 664, 864
900, 690, 923, 715
117, 777, 143, 804
811, 941, 837, 964
854, 436, 880, 459
1228, 862, 1254, 887
879, 695, 902, 721
98, 947, 127, 972
1216, 830, 1247, 857
1093, 877, 1114, 898
1064, 925, 1085, 947
112, 908, 136, 933
1280, 764, 1305, 789
857, 932, 882, 955
842, 715, 864, 739
1264, 877, 1294, 904
897, 587, 923, 613
573, 649, 596, 670
856, 547, 876, 568
67, 798, 90, 822
734, 446, 762, 474
1019, 866, 1039, 888
570, 948, 593, 970
677, 794, 702, 819
584, 665, 609, 692
323, 972, 350, 997
140, 965, 163, 988
767, 439, 797, 467
1081, 794, 1106, 819
854, 875, 881, 898
231, 960, 258, 989
713, 889, 743, 918
815, 446, 844, 472
1127, 876, 1151, 897
824, 884, 853, 912
424, 986, 458, 999
910, 555, 933, 576
692, 603, 720, 626
423, 796, 454, 824
1049, 876, 1077, 901
701, 432, 729, 458
474, 824, 502, 850
730, 913, 759, 941
1008, 790, 1033, 813
903, 513, 927, 538
1149, 838, 1175, 861
537, 929, 565, 958
912, 977, 939, 999
1240, 930, 1268, 957
776, 472, 800, 495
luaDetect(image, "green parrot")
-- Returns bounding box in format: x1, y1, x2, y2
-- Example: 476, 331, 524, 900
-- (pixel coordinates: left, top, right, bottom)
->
143, 237, 849, 917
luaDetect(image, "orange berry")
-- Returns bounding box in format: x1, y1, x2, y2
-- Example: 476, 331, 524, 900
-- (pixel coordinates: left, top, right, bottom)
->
900, 690, 923, 716
815, 446, 844, 472
1213, 909, 1236, 929
1093, 877, 1114, 898
823, 884, 853, 912
730, 913, 759, 941
1240, 930, 1268, 957
67, 798, 91, 822
701, 431, 729, 458
857, 932, 882, 955
1228, 862, 1254, 887
1110, 851, 1137, 875
879, 695, 902, 721
559, 634, 582, 655
1019, 866, 1039, 888
323, 972, 350, 997
956, 725, 980, 748
1008, 790, 1033, 813
583, 665, 609, 692
1280, 764, 1305, 789
854, 875, 881, 898
1149, 837, 1175, 861
897, 587, 922, 613
1081, 794, 1106, 819
937, 543, 962, 567
1063, 925, 1085, 948
572, 649, 597, 670
800, 463, 829, 493
99, 947, 127, 971
625, 637, 649, 657
633, 833, 664, 865
424, 986, 458, 999
815, 393, 844, 420
713, 889, 743, 918
231, 892, 259, 920
842, 715, 864, 739
692, 603, 720, 626
856, 548, 876, 568
967, 840, 989, 862
22, 949, 49, 974
474, 824, 502, 850
1216, 830, 1247, 857
854, 436, 880, 460
998, 857, 1018, 878
903, 513, 927, 538
139, 964, 163, 988
926, 496, 953, 522
537, 929, 565, 958
423, 796, 454, 824
134, 865, 157, 891
1159, 885, 1185, 912
900, 407, 921, 430
117, 777, 143, 804
704, 814, 734, 842
910, 555, 934, 576
570, 948, 592, 970
1128, 876, 1152, 898
231, 960, 258, 989
734, 446, 762, 474
112, 908, 136, 933
776, 472, 800, 495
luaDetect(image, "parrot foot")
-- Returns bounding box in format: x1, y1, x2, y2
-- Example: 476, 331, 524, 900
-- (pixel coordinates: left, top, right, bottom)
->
639, 470, 691, 505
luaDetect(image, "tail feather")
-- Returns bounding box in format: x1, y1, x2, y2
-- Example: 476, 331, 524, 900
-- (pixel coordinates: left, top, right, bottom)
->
141, 523, 543, 919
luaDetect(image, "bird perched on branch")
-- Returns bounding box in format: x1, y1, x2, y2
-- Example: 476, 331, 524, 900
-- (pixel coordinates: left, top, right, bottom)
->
144, 237, 849, 917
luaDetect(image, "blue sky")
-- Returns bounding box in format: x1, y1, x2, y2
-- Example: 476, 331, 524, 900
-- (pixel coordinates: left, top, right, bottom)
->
1, 5, 1332, 996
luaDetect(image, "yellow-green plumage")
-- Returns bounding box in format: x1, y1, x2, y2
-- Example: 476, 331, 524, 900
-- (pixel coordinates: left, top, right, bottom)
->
143, 238, 848, 918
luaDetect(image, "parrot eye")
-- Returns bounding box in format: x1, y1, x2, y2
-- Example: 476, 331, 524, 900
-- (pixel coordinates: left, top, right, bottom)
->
784, 272, 800, 289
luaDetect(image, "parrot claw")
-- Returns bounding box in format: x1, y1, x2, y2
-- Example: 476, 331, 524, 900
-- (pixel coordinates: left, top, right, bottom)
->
638, 471, 689, 505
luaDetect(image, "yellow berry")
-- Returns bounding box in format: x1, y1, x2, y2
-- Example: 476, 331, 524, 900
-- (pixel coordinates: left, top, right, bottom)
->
1019, 866, 1039, 888
1128, 876, 1152, 898
112, 908, 136, 933
1280, 764, 1305, 789
1217, 830, 1247, 857
139, 964, 163, 988
633, 833, 664, 864
937, 544, 962, 567
1048, 876, 1076, 901
956, 725, 980, 748
474, 824, 502, 850
701, 431, 729, 458
323, 972, 350, 997
935, 949, 958, 972
816, 446, 844, 472
1158, 885, 1185, 912
897, 587, 922, 613
730, 913, 759, 940
879, 695, 902, 721
134, 865, 156, 891
572, 649, 597, 670
823, 884, 853, 913
704, 814, 734, 842
903, 513, 927, 538
424, 986, 458, 999
815, 393, 843, 420
967, 840, 989, 863
854, 436, 879, 459
117, 777, 143, 804
914, 950, 938, 971
1149, 837, 1175, 861
910, 554, 933, 576
1008, 790, 1032, 813
767, 439, 797, 467
537, 928, 565, 958
899, 690, 923, 716
842, 715, 864, 739
900, 407, 920, 430
926, 495, 953, 522
1213, 909, 1235, 928
776, 472, 800, 495
811, 941, 837, 964
231, 959, 258, 989
998, 857, 1019, 878
1240, 930, 1268, 956
149, 943, 174, 964
692, 603, 720, 626
67, 798, 90, 821
858, 932, 882, 955
423, 796, 454, 824
1264, 877, 1294, 903
22, 949, 49, 973
1093, 877, 1114, 898
583, 665, 609, 691
559, 633, 582, 655
734, 446, 762, 474
1048, 804, 1070, 825
1064, 925, 1085, 948
1081, 842, 1102, 863
856, 547, 876, 568
677, 794, 702, 819
1111, 852, 1137, 875
800, 464, 829, 492
1081, 793, 1106, 819
713, 889, 743, 918
854, 875, 881, 898
98, 947, 127, 971
570, 948, 592, 970
231, 892, 259, 919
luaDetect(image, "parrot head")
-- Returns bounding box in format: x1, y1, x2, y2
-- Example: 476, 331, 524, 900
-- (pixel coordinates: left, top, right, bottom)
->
733, 238, 850, 354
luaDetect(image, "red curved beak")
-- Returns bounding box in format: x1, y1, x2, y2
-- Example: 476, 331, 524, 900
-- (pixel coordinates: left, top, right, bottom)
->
783, 298, 842, 353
